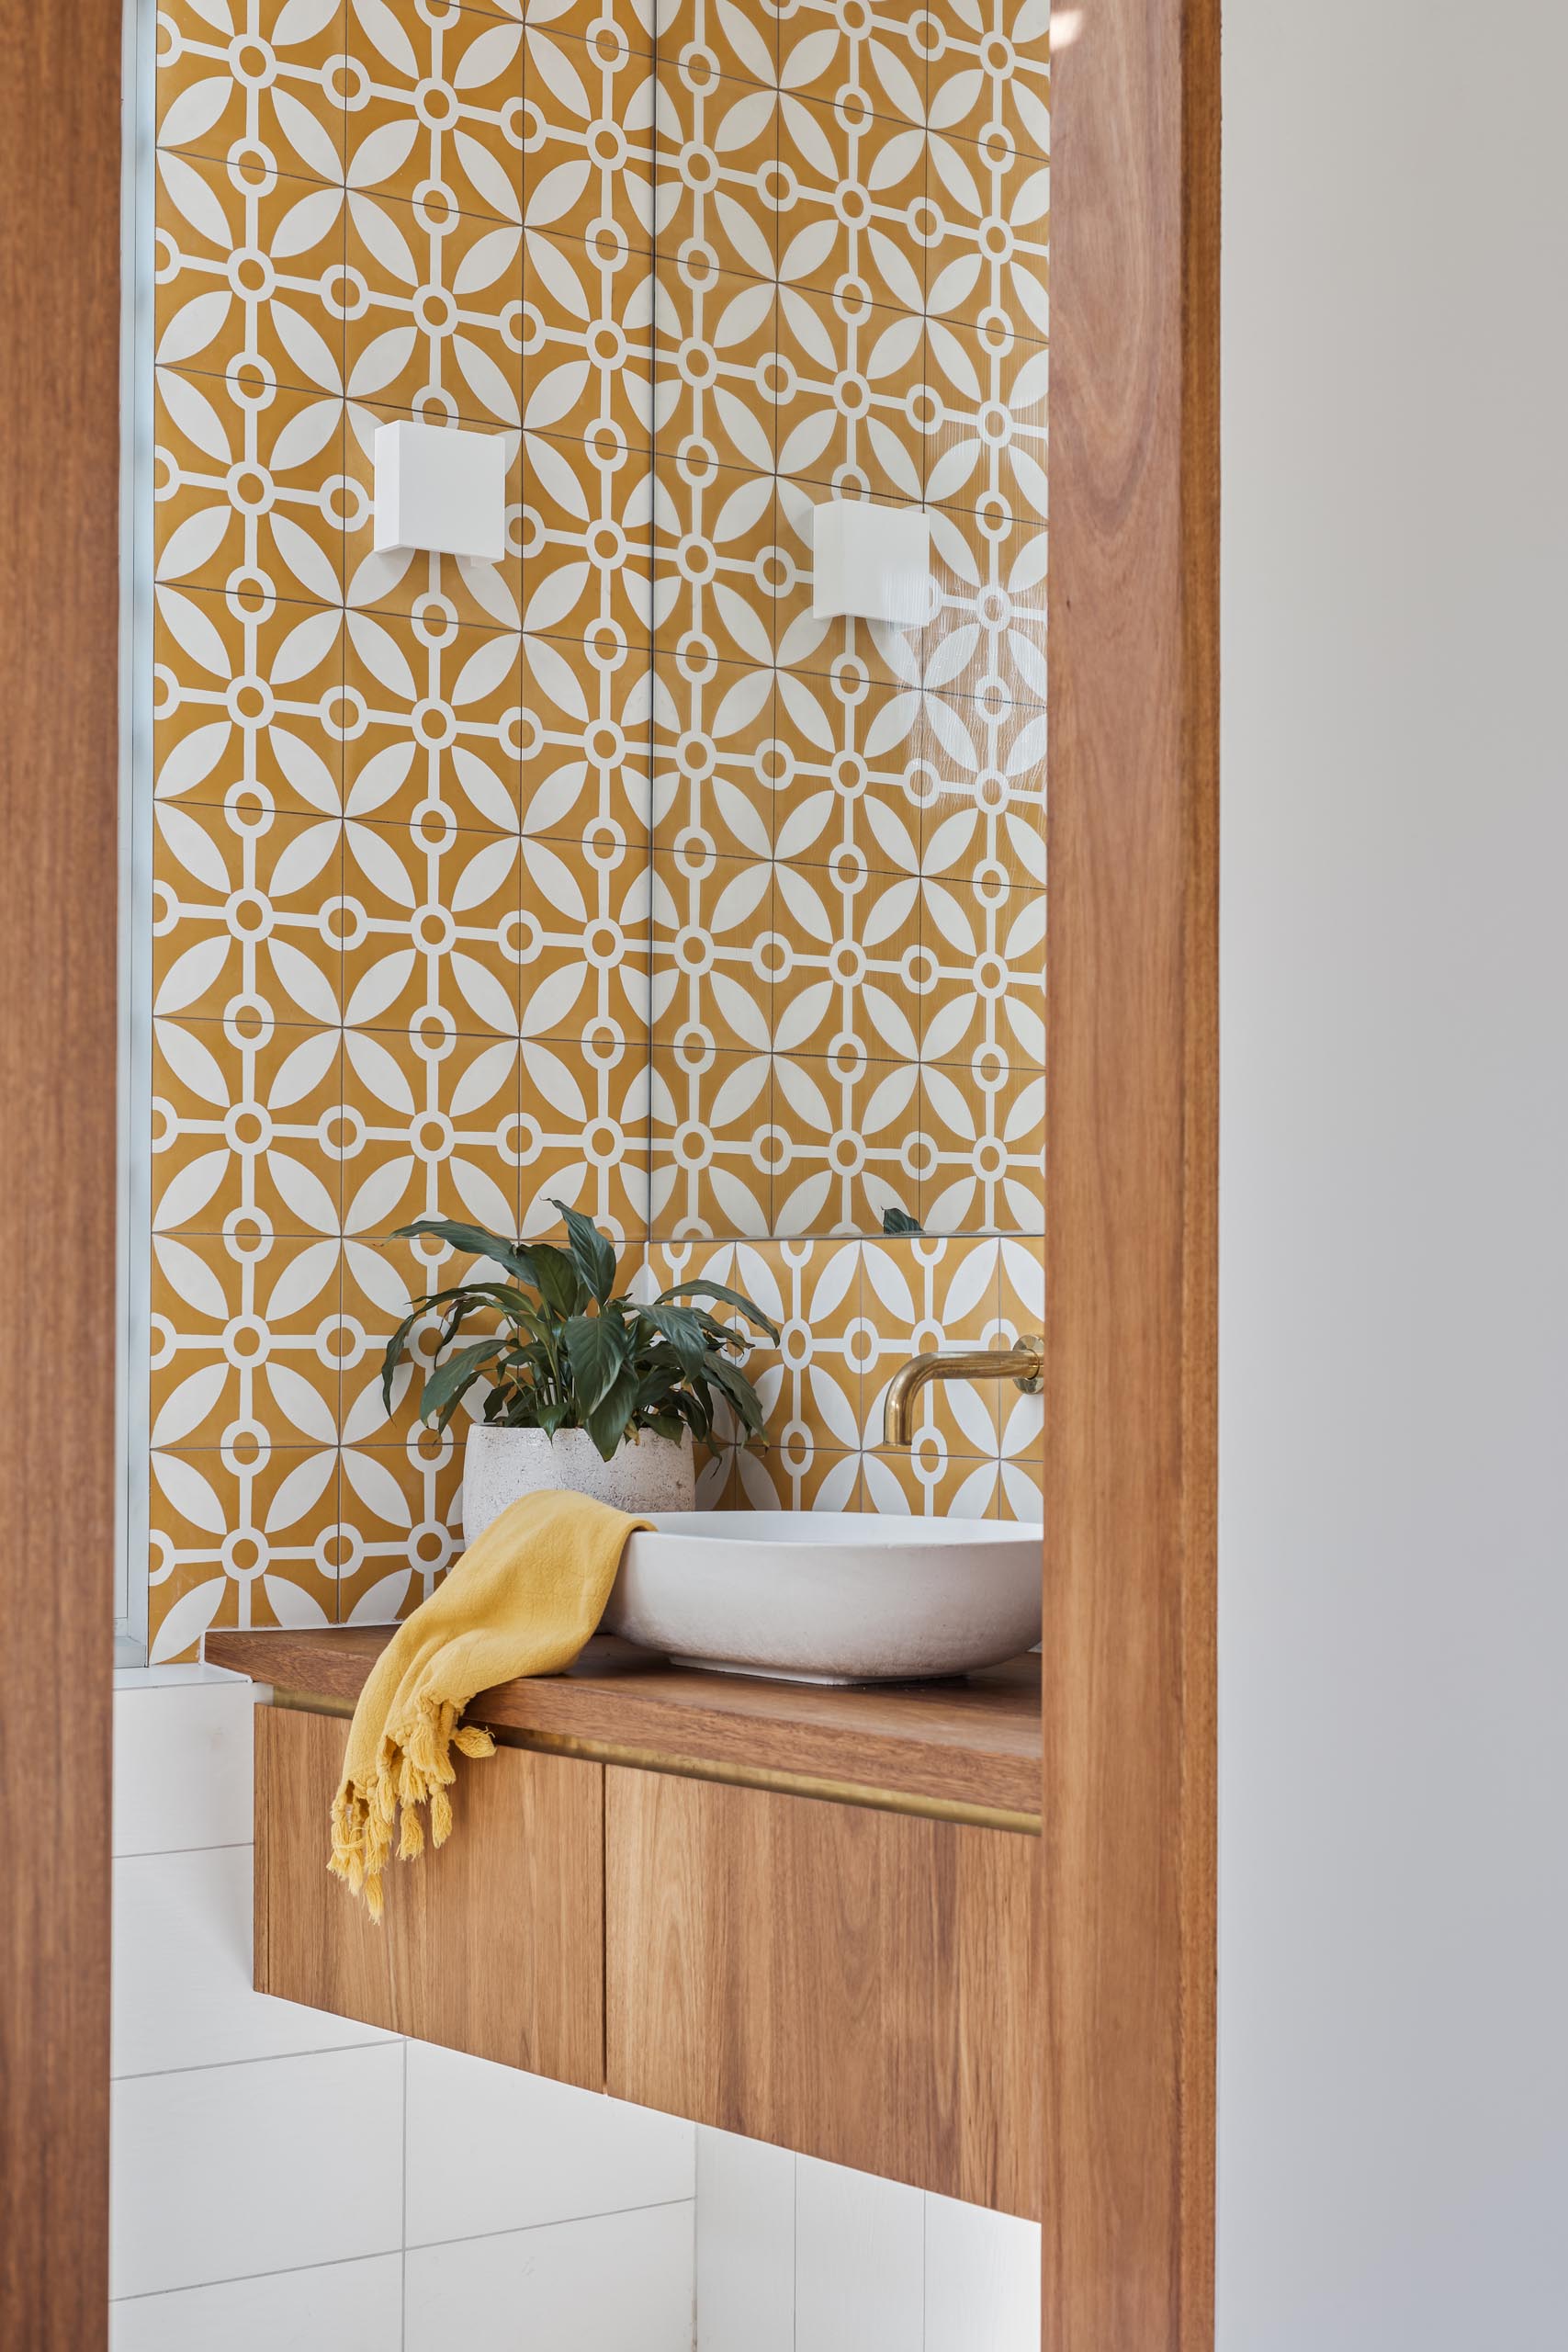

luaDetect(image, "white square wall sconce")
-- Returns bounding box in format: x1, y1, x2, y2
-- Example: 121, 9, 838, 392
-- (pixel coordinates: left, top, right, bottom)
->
810, 498, 931, 627
372, 421, 507, 561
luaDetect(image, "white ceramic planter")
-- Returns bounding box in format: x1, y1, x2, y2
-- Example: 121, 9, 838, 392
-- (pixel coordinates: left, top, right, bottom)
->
461, 1424, 695, 1545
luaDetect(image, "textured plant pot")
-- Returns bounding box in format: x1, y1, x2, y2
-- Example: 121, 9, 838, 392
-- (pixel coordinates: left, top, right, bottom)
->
461, 1424, 696, 1545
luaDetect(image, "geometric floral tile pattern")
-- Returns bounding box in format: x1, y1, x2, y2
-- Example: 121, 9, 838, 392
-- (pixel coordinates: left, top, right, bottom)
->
646, 1233, 1044, 1521
144, 0, 1047, 1655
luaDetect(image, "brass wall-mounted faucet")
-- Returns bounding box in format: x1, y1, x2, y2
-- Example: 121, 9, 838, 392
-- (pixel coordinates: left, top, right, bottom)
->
883, 1339, 1044, 1448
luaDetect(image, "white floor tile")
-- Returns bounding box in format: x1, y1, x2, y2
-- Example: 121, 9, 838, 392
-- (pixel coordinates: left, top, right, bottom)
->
924, 2192, 1041, 2352
109, 2253, 401, 2351
795, 2155, 924, 2352
110, 2045, 403, 2299
404, 2039, 694, 2246
695, 2126, 795, 2352
404, 2200, 695, 2350
113, 1679, 256, 1856
113, 1846, 395, 2077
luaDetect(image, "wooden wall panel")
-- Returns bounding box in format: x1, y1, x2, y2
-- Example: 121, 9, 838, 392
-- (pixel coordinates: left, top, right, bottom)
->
604, 1768, 1041, 2219
1043, 0, 1221, 2343
0, 5, 122, 2345
256, 1710, 604, 2091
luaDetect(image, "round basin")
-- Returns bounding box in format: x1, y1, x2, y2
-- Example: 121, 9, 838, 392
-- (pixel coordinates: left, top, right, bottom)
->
601, 1510, 1043, 1685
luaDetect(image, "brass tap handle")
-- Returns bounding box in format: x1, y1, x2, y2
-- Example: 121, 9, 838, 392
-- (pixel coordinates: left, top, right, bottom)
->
883, 1338, 1044, 1448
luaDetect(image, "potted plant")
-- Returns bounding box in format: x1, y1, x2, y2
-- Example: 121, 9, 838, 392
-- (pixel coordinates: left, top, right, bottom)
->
379, 1201, 780, 1541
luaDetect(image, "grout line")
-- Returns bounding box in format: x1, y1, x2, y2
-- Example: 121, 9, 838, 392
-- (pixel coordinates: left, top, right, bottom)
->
108, 2194, 701, 2311
111, 1838, 254, 1861
112, 2040, 400, 2086
403, 2193, 697, 2259
110, 2244, 404, 2305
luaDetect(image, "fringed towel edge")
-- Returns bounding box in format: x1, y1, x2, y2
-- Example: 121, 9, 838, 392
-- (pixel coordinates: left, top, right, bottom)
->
328, 1699, 497, 1923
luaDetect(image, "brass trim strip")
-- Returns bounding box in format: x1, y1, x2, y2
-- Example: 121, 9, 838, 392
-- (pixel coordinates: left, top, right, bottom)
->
259, 1690, 1041, 1837
267, 1685, 355, 1720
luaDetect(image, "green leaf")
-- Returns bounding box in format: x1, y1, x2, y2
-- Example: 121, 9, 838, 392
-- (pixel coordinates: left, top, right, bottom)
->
657, 1279, 780, 1343
705, 1354, 767, 1439
391, 1218, 538, 1286
418, 1339, 505, 1430
529, 1241, 588, 1320
881, 1205, 924, 1237
582, 1363, 640, 1462
641, 1303, 710, 1375
549, 1196, 618, 1306
562, 1312, 631, 1413
378, 1281, 489, 1411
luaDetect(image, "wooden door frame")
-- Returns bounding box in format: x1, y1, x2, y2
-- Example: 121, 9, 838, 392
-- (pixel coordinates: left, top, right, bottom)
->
0, 6, 123, 2348
1043, 0, 1220, 2345
0, 0, 1221, 2339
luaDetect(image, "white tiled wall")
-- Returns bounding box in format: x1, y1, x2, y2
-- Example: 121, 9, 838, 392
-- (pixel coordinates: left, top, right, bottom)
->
110, 1674, 1035, 2349
696, 2131, 1042, 2352
108, 1670, 696, 2350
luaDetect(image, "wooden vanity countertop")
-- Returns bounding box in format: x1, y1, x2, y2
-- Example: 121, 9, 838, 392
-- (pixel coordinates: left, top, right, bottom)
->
204, 1627, 1043, 1824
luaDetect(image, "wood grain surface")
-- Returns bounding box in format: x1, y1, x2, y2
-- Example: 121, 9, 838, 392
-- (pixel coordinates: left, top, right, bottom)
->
604, 1767, 1042, 2216
208, 1628, 1044, 1816
256, 1709, 604, 2087
1043, 0, 1221, 2343
0, 6, 123, 2345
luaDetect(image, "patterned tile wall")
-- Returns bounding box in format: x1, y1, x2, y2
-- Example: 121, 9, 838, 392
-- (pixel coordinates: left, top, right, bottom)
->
144, 0, 1046, 1658
647, 0, 1049, 1236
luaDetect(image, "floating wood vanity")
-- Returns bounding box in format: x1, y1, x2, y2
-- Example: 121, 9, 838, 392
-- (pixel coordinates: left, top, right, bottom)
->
206, 1629, 1043, 2219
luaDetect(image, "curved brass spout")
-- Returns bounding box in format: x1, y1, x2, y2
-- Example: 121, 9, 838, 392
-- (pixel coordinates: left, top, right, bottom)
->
883, 1339, 1044, 1448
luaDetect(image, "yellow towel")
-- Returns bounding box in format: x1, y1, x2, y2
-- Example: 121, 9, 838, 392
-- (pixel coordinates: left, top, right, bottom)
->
329, 1488, 649, 1920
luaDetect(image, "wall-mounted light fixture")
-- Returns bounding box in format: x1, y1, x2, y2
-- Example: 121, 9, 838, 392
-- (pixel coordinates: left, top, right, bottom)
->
372, 421, 507, 561
809, 499, 932, 628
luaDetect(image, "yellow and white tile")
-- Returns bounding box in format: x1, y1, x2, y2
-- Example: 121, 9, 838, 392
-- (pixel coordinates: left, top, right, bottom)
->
344, 185, 524, 425
920, 117, 1049, 339
156, 0, 349, 187
651, 650, 777, 863
917, 0, 1050, 159
341, 809, 523, 1039
524, 226, 657, 452
154, 145, 347, 398
648, 1047, 774, 1239
150, 1228, 344, 1452
771, 1, 927, 129
155, 368, 347, 609
652, 257, 777, 477
521, 24, 660, 250
149, 1440, 343, 1662
774, 280, 924, 504
773, 84, 925, 314
344, 0, 525, 224
152, 797, 344, 1027
344, 605, 523, 831
153, 584, 345, 820
654, 57, 778, 286
150, 1012, 344, 1240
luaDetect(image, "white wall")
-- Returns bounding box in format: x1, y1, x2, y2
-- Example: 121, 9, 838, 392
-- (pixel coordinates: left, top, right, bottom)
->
1219, 6, 1568, 2346
695, 2130, 1039, 2352
109, 1672, 695, 2349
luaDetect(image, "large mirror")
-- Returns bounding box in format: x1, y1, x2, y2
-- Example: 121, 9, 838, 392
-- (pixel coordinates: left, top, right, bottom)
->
507, 51, 1048, 1243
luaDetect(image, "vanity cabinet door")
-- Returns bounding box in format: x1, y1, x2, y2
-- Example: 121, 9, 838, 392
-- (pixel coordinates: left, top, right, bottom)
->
604, 1766, 1041, 2217
254, 1707, 604, 2090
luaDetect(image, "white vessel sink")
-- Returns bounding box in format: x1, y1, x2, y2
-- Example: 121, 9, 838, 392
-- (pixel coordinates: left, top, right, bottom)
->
601, 1511, 1043, 1685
